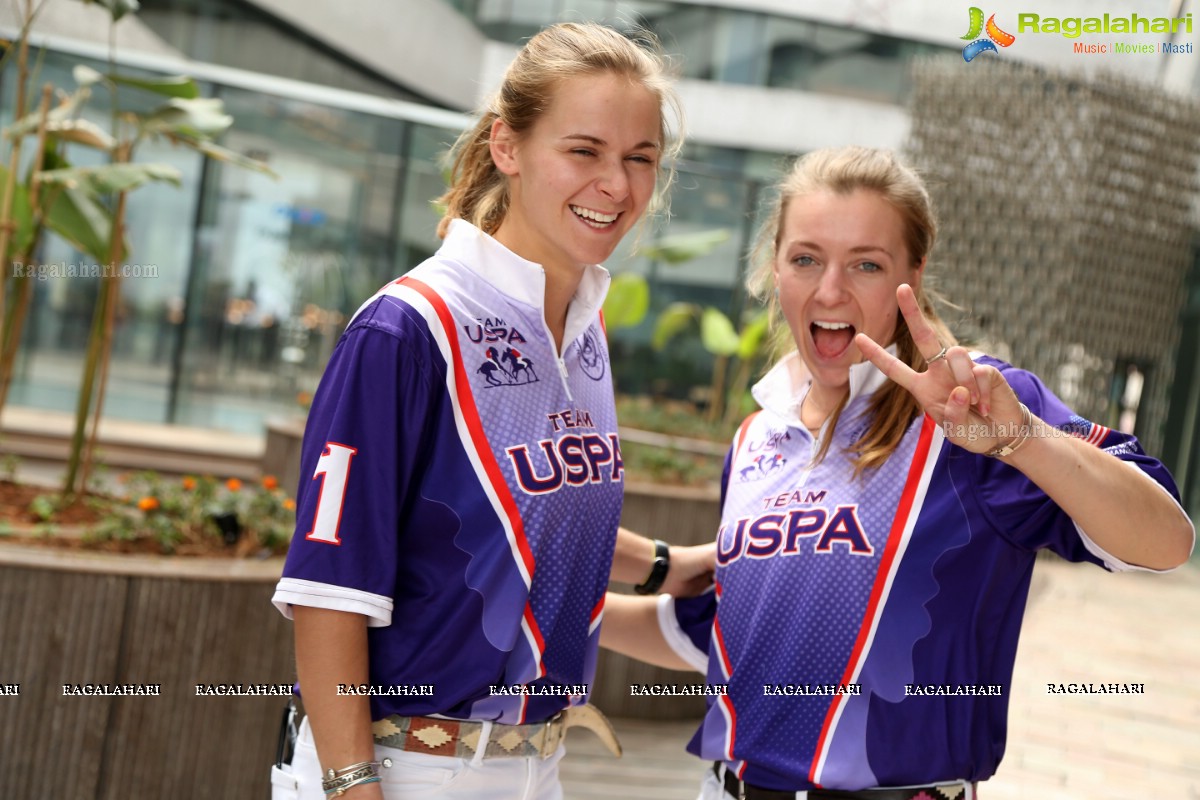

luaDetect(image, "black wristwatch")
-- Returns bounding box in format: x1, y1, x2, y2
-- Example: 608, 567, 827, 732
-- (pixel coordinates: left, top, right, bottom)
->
634, 539, 670, 595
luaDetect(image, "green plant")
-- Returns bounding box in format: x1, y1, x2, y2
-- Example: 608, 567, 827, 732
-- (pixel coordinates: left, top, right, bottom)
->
87, 472, 295, 554
601, 227, 769, 423
601, 228, 732, 332
653, 304, 770, 424
619, 441, 725, 487
614, 393, 736, 442
0, 453, 18, 483
29, 493, 57, 522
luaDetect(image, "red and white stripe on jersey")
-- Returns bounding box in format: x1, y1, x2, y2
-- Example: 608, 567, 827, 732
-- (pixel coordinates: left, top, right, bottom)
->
709, 411, 763, 773
809, 415, 944, 786
711, 581, 740, 765
588, 596, 605, 637
732, 412, 763, 464
383, 276, 548, 679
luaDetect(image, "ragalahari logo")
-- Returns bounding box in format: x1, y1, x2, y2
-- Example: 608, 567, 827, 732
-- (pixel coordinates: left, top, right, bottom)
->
961, 7, 1016, 61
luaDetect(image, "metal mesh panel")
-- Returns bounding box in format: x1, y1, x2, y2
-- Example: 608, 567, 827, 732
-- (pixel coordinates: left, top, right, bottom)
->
906, 57, 1200, 455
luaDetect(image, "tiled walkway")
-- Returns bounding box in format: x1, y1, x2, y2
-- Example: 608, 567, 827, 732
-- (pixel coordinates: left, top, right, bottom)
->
562, 556, 1200, 799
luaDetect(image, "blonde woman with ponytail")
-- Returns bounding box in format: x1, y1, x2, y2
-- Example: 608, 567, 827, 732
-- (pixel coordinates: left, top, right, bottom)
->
602, 146, 1192, 800
271, 22, 714, 800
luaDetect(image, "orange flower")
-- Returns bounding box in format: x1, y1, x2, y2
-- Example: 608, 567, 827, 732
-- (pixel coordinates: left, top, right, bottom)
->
137, 496, 160, 512
182, 476, 197, 491
283, 498, 296, 511
262, 475, 279, 490
226, 478, 243, 492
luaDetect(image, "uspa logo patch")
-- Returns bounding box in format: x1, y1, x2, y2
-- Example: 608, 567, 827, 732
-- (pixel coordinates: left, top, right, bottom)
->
962, 7, 1016, 61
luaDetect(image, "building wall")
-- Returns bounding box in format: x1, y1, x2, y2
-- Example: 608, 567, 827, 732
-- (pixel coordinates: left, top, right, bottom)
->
245, 0, 486, 108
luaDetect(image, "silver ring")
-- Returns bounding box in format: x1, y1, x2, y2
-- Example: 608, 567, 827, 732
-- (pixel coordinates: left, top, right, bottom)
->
925, 345, 948, 365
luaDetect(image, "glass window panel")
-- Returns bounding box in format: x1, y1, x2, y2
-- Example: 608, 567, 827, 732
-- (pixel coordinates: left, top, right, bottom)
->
763, 16, 817, 91
558, 0, 618, 26
482, 0, 549, 40
475, 0, 514, 38
804, 24, 908, 103
640, 4, 715, 81
612, 1, 672, 33
172, 88, 409, 433
511, 0, 556, 23
138, 0, 422, 101
4, 51, 203, 427
444, 0, 481, 16
397, 123, 458, 274
712, 10, 767, 86
607, 155, 759, 397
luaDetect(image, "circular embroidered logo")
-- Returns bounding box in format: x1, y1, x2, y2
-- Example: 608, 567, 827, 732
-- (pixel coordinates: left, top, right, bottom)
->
577, 331, 606, 381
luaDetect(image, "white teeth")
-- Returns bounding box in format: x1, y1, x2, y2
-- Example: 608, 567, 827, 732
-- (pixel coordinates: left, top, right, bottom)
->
571, 205, 619, 225
813, 321, 851, 330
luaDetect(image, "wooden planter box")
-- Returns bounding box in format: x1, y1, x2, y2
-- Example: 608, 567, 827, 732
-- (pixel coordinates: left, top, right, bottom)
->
0, 476, 719, 797
0, 545, 293, 799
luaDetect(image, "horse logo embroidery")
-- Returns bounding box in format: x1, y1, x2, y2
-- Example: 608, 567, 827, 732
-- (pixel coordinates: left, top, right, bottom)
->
738, 453, 786, 482
477, 345, 539, 387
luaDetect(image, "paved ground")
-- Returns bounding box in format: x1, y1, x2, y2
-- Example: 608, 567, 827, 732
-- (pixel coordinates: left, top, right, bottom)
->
561, 555, 1200, 800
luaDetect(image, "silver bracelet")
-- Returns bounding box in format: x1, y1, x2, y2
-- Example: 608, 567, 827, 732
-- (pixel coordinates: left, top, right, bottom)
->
325, 760, 379, 779
985, 403, 1034, 458
322, 760, 388, 793
325, 774, 381, 797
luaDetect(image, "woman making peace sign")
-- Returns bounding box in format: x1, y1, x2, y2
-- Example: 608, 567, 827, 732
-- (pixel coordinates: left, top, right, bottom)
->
603, 146, 1193, 800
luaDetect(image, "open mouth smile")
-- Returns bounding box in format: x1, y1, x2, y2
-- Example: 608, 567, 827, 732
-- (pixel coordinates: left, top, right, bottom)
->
810, 320, 856, 360
571, 205, 620, 229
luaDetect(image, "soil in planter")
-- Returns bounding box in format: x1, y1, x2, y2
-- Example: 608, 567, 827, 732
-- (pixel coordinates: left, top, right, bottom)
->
0, 481, 279, 558
0, 480, 104, 526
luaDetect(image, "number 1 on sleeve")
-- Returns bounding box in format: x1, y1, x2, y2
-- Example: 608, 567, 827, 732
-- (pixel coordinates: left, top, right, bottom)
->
306, 442, 359, 545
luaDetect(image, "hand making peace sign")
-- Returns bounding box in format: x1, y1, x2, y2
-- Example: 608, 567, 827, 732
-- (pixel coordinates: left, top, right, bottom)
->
854, 284, 1032, 458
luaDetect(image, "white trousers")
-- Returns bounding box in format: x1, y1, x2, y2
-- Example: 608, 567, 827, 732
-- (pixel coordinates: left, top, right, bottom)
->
272, 717, 565, 800
695, 768, 726, 800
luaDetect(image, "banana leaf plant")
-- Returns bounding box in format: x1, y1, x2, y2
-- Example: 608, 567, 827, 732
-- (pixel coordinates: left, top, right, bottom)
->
0, 0, 273, 499
653, 303, 769, 424
602, 227, 768, 423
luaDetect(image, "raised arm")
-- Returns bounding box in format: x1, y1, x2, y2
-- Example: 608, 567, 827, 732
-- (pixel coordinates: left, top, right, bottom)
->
855, 284, 1194, 570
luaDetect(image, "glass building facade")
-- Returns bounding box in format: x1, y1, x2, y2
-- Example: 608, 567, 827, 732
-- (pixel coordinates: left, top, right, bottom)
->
0, 39, 787, 435
137, 0, 434, 103
1, 44, 469, 433
445, 0, 959, 105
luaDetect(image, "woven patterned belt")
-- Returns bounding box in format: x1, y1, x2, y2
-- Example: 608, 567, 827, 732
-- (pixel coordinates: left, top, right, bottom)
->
372, 704, 621, 760
715, 763, 973, 800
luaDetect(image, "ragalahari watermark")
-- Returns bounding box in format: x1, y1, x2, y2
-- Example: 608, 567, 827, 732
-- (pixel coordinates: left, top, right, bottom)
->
11, 261, 159, 281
